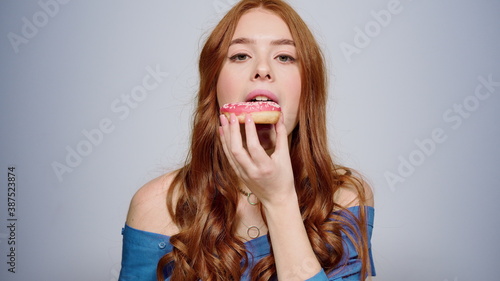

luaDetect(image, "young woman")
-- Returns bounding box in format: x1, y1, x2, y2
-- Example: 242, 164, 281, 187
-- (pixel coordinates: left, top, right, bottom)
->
119, 1, 375, 280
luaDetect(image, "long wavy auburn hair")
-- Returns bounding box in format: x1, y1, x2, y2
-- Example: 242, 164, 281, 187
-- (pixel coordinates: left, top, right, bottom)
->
157, 1, 372, 280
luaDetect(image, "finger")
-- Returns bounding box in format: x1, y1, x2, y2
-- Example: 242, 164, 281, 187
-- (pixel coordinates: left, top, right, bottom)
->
228, 113, 257, 168
273, 113, 290, 154
219, 115, 239, 174
244, 113, 268, 162
228, 113, 243, 147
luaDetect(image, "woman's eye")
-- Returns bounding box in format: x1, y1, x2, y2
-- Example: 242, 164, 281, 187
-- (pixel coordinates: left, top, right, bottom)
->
230, 54, 250, 61
277, 55, 296, 63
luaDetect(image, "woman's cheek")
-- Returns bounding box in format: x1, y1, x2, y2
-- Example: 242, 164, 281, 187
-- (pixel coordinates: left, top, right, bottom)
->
217, 69, 237, 105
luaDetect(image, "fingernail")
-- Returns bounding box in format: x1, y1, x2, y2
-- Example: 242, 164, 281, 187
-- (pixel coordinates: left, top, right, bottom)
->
220, 114, 228, 126
246, 113, 253, 123
230, 113, 237, 124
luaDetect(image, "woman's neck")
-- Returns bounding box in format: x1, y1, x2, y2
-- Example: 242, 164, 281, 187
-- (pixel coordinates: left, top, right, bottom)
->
235, 192, 268, 240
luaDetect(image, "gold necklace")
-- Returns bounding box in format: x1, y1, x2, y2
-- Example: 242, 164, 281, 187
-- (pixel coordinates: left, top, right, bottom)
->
237, 187, 265, 239
237, 187, 259, 205
240, 220, 266, 239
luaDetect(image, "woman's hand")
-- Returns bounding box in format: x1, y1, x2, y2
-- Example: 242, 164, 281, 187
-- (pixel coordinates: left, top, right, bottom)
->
220, 113, 323, 279
219, 112, 296, 206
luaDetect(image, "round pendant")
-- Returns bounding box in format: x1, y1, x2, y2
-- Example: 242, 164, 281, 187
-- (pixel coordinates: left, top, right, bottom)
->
247, 226, 260, 239
247, 192, 258, 205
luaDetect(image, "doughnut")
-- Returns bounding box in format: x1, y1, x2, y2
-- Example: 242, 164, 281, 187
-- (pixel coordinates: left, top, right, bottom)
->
220, 101, 281, 124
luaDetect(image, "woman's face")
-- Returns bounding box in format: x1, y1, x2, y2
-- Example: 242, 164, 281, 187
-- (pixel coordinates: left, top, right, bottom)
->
217, 8, 301, 141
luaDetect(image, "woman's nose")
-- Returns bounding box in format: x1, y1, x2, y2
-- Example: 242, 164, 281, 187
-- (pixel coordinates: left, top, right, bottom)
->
252, 59, 273, 81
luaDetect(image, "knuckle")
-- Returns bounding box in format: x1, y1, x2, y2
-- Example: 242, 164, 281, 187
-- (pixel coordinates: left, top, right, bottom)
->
259, 165, 274, 177
230, 147, 244, 158
246, 142, 261, 152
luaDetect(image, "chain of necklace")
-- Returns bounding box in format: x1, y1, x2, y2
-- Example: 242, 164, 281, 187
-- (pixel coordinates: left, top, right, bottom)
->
237, 187, 259, 205
237, 187, 265, 239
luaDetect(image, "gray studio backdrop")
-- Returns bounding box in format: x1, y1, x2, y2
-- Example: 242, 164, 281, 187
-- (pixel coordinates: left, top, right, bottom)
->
1, 0, 499, 280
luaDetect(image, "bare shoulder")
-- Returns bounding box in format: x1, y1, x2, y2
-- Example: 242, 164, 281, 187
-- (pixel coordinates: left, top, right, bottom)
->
333, 168, 375, 208
126, 171, 179, 236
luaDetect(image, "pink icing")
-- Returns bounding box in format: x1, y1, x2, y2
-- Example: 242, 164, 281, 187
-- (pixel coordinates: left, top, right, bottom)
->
220, 102, 281, 114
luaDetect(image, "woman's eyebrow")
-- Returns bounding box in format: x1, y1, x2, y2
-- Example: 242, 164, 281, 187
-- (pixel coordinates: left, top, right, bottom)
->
270, 38, 295, 46
230, 37, 254, 46
229, 37, 295, 46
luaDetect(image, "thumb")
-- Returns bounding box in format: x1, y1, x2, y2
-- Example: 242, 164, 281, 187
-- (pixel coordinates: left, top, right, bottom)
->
274, 113, 289, 153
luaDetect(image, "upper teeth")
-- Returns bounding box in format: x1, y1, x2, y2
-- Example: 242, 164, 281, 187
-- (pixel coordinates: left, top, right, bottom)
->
251, 96, 272, 102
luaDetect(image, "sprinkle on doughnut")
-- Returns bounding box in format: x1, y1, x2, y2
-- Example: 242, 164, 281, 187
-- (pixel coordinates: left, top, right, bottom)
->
220, 101, 281, 115
220, 102, 281, 124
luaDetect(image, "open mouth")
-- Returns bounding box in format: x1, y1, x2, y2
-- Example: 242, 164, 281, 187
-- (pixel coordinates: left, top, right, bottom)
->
247, 95, 276, 103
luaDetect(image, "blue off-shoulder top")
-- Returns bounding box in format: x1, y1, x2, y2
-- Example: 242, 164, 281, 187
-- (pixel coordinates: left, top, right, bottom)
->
119, 206, 375, 281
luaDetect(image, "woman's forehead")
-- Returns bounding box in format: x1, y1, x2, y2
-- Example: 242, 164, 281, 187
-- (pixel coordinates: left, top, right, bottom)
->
231, 9, 293, 42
